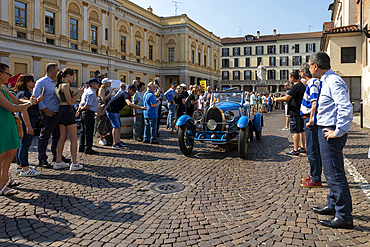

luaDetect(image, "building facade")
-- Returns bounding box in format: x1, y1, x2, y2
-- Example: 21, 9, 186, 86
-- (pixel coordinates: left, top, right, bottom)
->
321, 0, 370, 114
0, 0, 221, 90
220, 31, 322, 93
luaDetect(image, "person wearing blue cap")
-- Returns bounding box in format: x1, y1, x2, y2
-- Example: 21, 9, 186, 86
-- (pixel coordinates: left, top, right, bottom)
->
164, 82, 177, 131
105, 84, 146, 149
76, 78, 100, 155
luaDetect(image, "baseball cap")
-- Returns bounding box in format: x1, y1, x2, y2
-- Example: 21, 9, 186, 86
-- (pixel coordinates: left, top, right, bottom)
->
171, 82, 177, 86
128, 84, 137, 91
102, 78, 113, 84
180, 83, 187, 87
88, 78, 99, 85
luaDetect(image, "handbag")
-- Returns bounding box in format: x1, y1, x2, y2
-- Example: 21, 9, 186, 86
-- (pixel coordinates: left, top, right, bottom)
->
96, 104, 106, 116
14, 116, 24, 139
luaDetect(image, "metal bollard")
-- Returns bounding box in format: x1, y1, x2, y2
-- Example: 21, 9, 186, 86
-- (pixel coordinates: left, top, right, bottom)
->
360, 99, 363, 128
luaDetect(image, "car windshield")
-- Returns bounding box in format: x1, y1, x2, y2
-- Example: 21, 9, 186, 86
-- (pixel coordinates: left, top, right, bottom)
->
211, 92, 243, 105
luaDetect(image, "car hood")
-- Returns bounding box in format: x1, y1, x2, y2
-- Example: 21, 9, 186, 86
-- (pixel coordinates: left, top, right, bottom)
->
214, 102, 241, 112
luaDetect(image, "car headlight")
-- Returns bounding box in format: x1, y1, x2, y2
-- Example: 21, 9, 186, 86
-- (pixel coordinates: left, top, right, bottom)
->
193, 110, 203, 121
207, 119, 217, 130
224, 111, 235, 122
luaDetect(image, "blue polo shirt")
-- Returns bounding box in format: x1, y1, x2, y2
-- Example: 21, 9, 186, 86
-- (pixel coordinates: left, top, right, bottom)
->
33, 75, 59, 112
143, 90, 158, 119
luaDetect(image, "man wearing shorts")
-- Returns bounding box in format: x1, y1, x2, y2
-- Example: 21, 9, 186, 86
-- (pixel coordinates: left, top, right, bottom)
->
275, 71, 306, 156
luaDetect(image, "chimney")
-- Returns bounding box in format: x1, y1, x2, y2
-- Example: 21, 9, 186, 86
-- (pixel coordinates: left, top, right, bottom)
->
257, 31, 260, 38
147, 6, 153, 13
273, 29, 276, 36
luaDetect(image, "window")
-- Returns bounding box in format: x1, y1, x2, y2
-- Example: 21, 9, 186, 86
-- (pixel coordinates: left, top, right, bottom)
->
90, 25, 97, 45
244, 70, 251, 80
257, 57, 262, 66
234, 58, 239, 68
269, 57, 276, 66
214, 59, 217, 70
267, 45, 276, 54
341, 47, 356, 63
204, 55, 207, 67
149, 45, 153, 60
46, 38, 54, 45
306, 55, 310, 63
244, 47, 252, 55
222, 59, 229, 68
91, 48, 97, 53
280, 45, 289, 54
293, 56, 301, 66
191, 51, 195, 64
120, 75, 126, 83
233, 47, 240, 56
121, 56, 126, 60
70, 19, 78, 40
233, 71, 240, 80
71, 44, 78, 49
45, 11, 55, 34
15, 1, 26, 27
222, 71, 229, 80
198, 53, 201, 66
222, 48, 229, 57
17, 32, 26, 39
169, 48, 175, 62
71, 70, 78, 87
136, 41, 141, 56
245, 58, 250, 67
256, 46, 264, 55
294, 44, 299, 53
268, 70, 276, 80
280, 56, 288, 66
306, 43, 316, 53
120, 36, 126, 52
105, 28, 108, 41
280, 70, 288, 80
136, 59, 140, 63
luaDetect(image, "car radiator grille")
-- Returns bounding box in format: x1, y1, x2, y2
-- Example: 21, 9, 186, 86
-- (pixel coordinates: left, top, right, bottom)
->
206, 108, 224, 131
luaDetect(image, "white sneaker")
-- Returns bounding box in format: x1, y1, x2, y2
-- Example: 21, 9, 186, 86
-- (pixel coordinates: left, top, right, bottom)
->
282, 127, 290, 130
53, 161, 70, 170
70, 163, 83, 171
19, 167, 41, 177
99, 139, 107, 145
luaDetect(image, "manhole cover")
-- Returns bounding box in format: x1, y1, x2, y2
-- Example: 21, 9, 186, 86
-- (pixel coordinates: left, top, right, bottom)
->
150, 182, 185, 194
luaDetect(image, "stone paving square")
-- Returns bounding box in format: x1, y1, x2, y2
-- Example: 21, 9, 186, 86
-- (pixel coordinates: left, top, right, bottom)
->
1, 111, 370, 246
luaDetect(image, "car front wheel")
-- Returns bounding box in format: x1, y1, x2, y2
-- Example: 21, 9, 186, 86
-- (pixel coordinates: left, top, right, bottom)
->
238, 125, 249, 159
178, 121, 195, 155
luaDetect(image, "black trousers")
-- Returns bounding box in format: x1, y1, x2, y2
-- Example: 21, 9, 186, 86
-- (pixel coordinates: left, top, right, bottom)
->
156, 102, 162, 134
38, 111, 60, 161
79, 111, 95, 151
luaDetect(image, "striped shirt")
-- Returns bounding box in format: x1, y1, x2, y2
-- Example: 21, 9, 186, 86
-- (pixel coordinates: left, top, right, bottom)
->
300, 78, 319, 116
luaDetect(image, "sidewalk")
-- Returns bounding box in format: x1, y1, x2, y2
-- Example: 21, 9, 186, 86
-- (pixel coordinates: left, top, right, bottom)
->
353, 113, 370, 129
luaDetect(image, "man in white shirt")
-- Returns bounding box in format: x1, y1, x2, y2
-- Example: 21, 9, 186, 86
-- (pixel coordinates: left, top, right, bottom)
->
250, 92, 256, 114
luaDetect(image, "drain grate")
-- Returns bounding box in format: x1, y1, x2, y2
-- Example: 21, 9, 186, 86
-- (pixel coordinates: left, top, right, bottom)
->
150, 182, 185, 194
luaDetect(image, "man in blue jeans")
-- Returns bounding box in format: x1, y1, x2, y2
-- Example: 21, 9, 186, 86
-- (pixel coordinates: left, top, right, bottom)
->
164, 82, 177, 131
309, 51, 353, 229
143, 82, 161, 144
299, 63, 322, 188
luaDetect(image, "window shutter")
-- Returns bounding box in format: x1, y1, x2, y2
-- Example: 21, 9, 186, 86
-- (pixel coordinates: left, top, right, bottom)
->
255, 46, 258, 55
280, 45, 282, 54
299, 56, 302, 65
262, 46, 264, 55
279, 57, 282, 66
306, 44, 308, 52
286, 57, 289, 66
313, 43, 316, 52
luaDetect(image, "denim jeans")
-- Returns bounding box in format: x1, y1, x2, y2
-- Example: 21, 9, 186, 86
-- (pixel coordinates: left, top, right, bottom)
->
304, 117, 322, 183
318, 127, 352, 221
17, 117, 38, 167
79, 110, 95, 151
167, 103, 175, 128
267, 104, 272, 112
144, 118, 157, 142
38, 111, 60, 161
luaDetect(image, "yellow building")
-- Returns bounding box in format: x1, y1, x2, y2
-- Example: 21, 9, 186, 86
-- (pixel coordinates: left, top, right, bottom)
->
0, 0, 221, 89
221, 31, 322, 93
321, 0, 370, 116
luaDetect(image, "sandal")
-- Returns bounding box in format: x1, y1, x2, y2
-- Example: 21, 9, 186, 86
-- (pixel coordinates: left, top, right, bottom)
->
0, 185, 19, 196
6, 178, 21, 187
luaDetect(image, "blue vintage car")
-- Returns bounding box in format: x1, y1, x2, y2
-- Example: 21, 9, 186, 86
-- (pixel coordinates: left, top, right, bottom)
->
176, 90, 263, 158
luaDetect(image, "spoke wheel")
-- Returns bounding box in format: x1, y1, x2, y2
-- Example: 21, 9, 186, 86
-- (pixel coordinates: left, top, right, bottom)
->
238, 125, 249, 159
178, 121, 195, 155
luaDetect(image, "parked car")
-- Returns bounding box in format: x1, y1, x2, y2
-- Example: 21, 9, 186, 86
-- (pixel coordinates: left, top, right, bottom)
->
176, 90, 263, 158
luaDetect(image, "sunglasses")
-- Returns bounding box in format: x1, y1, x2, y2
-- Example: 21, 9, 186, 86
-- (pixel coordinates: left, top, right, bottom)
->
1, 71, 12, 77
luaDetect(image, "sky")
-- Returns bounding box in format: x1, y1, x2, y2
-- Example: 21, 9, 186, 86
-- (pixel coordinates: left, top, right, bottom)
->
129, 0, 334, 38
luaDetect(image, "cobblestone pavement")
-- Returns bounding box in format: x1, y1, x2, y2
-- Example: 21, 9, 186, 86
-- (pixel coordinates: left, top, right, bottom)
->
1, 111, 370, 247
